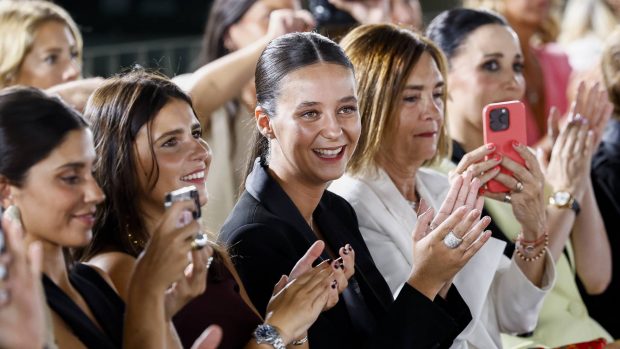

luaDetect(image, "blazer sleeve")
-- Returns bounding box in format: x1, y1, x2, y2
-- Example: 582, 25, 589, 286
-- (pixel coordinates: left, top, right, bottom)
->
492, 252, 555, 334
373, 283, 472, 349
225, 222, 301, 315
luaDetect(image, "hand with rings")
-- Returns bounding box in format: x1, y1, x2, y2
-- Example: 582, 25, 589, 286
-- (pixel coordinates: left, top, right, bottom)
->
0, 208, 46, 349
486, 142, 546, 237
407, 171, 492, 301
128, 200, 212, 320
449, 143, 504, 190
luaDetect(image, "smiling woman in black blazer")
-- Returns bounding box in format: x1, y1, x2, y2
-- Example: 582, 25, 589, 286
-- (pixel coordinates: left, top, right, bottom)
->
219, 32, 492, 349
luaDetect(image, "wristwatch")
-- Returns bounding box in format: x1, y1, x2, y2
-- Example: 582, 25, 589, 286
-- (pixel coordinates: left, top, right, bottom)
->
549, 191, 580, 215
254, 324, 286, 349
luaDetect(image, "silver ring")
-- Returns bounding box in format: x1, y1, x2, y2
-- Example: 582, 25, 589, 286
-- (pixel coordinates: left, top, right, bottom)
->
503, 193, 512, 203
515, 182, 524, 193
443, 231, 463, 249
191, 232, 208, 250
206, 256, 214, 269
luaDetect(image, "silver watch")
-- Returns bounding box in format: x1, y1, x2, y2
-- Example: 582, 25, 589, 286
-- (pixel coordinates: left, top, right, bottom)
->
254, 324, 286, 349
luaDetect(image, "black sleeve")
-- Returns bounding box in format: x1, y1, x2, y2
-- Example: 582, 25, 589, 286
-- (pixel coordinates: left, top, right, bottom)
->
225, 223, 301, 315
370, 283, 471, 349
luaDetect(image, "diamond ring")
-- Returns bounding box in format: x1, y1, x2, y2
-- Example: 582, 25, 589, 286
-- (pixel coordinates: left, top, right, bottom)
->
443, 231, 463, 249
515, 181, 524, 193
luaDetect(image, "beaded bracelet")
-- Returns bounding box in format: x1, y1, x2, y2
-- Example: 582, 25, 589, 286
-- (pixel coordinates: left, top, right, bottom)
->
515, 231, 549, 262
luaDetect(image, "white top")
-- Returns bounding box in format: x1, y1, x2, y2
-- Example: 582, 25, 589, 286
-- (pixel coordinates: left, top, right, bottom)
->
329, 167, 556, 349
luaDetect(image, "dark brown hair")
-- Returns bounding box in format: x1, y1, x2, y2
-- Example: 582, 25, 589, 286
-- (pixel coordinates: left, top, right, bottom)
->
81, 69, 194, 258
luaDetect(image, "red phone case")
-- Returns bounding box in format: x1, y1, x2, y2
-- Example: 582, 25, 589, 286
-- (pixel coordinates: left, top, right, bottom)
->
482, 100, 527, 193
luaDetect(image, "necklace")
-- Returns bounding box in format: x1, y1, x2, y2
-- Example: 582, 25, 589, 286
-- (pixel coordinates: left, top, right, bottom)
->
405, 188, 421, 213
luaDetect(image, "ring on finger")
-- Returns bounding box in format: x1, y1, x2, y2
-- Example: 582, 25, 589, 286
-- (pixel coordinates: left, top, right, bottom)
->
515, 181, 524, 193
191, 232, 208, 251
503, 193, 512, 203
443, 231, 463, 249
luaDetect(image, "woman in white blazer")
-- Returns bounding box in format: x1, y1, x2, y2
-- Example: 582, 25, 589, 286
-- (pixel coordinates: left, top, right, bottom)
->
329, 24, 555, 349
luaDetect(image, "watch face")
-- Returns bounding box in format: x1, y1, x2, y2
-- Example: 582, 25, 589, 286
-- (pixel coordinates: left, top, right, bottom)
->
554, 191, 571, 206
255, 324, 278, 342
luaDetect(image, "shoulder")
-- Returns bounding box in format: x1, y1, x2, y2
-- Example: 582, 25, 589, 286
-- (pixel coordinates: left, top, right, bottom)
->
329, 173, 374, 203
85, 251, 136, 301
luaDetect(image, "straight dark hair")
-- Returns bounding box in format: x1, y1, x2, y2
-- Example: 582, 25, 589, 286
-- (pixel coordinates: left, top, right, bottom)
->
426, 8, 508, 62
0, 86, 87, 186
243, 32, 354, 182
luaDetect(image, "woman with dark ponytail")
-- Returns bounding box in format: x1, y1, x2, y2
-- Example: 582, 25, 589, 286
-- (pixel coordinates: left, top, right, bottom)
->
220, 31, 493, 349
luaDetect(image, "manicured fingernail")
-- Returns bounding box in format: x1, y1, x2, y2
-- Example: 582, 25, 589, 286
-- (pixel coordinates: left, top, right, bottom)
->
487, 143, 496, 150
493, 166, 501, 171
493, 154, 502, 162
331, 280, 338, 289
342, 247, 349, 255
346, 243, 352, 252
4, 205, 20, 223
512, 141, 521, 148
332, 260, 340, 270
479, 187, 486, 195
177, 210, 193, 227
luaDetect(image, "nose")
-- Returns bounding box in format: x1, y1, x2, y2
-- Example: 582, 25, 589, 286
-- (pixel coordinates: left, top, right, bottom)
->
420, 94, 442, 121
192, 137, 212, 167
63, 60, 81, 82
85, 177, 105, 205
320, 113, 343, 140
504, 71, 525, 97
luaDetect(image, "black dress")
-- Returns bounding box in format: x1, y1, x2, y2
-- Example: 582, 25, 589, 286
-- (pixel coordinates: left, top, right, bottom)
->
173, 253, 263, 349
43, 263, 124, 349
219, 159, 472, 349
581, 119, 620, 338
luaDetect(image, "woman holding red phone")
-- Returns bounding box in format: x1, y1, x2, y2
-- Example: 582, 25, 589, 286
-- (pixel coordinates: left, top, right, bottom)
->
427, 7, 613, 346
329, 23, 554, 349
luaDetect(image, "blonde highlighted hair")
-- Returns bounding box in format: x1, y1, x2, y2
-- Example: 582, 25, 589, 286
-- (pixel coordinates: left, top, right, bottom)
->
340, 23, 451, 175
463, 0, 562, 44
0, 0, 82, 88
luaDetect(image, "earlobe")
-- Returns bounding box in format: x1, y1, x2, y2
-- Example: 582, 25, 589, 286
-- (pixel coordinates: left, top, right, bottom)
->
0, 176, 14, 209
255, 106, 274, 139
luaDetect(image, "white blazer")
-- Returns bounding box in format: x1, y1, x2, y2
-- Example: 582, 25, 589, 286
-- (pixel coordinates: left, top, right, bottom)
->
329, 167, 556, 349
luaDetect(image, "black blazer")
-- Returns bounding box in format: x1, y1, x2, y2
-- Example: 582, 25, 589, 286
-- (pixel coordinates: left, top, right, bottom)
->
219, 160, 472, 349
583, 119, 620, 338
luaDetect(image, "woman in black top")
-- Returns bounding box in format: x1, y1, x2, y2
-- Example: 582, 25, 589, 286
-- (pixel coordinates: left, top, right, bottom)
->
220, 32, 493, 349
0, 87, 114, 348
0, 87, 207, 349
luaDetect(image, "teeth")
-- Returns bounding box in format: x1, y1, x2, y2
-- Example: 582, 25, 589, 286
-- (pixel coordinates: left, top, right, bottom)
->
314, 147, 343, 158
181, 171, 205, 181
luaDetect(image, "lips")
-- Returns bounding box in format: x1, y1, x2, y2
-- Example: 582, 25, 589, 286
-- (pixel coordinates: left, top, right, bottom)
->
180, 169, 206, 182
414, 131, 437, 137
73, 211, 96, 227
313, 146, 345, 159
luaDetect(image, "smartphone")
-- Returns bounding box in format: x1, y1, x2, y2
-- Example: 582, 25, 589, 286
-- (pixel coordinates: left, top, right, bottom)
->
164, 186, 207, 249
482, 100, 527, 193
308, 0, 356, 30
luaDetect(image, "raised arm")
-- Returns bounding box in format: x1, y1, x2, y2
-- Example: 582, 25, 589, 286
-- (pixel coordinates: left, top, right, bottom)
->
175, 9, 315, 127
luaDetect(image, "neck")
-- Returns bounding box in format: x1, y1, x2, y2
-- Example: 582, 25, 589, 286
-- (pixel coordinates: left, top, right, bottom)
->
267, 164, 325, 227
26, 234, 71, 290
447, 106, 484, 153
376, 153, 420, 201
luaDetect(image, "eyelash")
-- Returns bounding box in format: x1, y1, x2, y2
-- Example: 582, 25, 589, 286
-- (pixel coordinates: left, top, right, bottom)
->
482, 60, 525, 74
44, 54, 58, 65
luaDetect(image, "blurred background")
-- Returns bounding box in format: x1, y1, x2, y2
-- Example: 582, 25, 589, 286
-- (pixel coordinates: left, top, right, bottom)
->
57, 0, 459, 78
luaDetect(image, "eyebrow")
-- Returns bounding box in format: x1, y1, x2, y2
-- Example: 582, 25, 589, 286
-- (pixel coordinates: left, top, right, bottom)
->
483, 52, 523, 60
296, 96, 358, 109
403, 81, 445, 91
58, 162, 86, 170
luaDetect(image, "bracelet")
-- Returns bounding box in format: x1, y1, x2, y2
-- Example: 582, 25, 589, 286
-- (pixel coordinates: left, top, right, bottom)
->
292, 336, 308, 345
515, 231, 549, 262
516, 231, 548, 254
